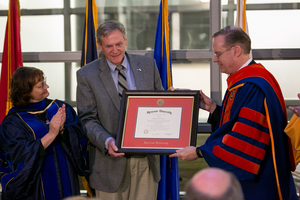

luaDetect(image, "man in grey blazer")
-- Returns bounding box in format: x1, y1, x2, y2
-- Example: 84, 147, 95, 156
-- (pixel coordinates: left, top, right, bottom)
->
76, 20, 163, 200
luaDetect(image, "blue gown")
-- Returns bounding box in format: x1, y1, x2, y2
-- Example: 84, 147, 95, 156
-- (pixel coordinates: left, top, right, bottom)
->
0, 99, 87, 200
200, 63, 298, 200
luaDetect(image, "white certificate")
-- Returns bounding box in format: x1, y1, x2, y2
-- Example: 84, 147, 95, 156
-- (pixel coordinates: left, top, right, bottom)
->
134, 107, 182, 139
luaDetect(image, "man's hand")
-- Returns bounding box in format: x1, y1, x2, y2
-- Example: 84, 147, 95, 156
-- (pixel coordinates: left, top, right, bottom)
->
199, 90, 217, 114
169, 146, 199, 161
168, 86, 190, 91
107, 139, 125, 157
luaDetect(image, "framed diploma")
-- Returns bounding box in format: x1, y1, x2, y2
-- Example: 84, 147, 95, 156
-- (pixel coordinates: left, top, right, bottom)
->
116, 90, 200, 154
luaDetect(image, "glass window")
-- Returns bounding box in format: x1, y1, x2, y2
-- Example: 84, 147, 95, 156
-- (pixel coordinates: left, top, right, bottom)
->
0, 1, 9, 10
71, 15, 85, 52
0, 15, 67, 53
0, 17, 7, 49
247, 10, 300, 49
71, 63, 81, 101
70, 0, 210, 51
260, 60, 300, 99
222, 1, 300, 49
179, 11, 210, 50
19, 1, 63, 9
0, 0, 63, 10
172, 60, 210, 122
245, 0, 299, 3
24, 63, 65, 100
21, 16, 64, 52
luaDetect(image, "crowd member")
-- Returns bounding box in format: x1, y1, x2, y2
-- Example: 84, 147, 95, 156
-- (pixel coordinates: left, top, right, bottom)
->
0, 67, 86, 200
288, 93, 300, 117
285, 93, 300, 194
185, 167, 244, 200
170, 26, 297, 200
76, 20, 163, 200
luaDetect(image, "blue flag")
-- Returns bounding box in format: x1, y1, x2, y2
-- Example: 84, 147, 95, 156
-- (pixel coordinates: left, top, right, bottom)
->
154, 1, 180, 200
154, 1, 172, 89
81, 0, 98, 67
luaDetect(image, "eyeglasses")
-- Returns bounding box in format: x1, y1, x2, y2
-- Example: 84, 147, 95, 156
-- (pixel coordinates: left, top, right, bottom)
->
35, 77, 47, 89
214, 46, 234, 58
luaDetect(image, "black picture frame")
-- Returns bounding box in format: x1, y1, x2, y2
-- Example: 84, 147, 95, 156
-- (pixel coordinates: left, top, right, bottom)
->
116, 90, 200, 154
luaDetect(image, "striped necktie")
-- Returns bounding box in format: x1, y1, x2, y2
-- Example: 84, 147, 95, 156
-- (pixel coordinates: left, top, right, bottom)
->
116, 65, 128, 100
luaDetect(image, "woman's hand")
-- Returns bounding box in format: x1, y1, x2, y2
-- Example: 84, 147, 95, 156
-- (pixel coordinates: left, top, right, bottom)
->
49, 104, 66, 135
59, 104, 66, 134
41, 104, 66, 148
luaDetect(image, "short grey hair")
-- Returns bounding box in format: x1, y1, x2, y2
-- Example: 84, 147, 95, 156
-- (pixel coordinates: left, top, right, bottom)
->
96, 20, 127, 45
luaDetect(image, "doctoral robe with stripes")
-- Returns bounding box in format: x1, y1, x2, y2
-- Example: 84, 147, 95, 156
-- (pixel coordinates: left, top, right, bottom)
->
200, 63, 297, 200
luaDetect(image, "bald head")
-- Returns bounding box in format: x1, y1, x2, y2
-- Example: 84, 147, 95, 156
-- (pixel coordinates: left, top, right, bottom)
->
192, 168, 231, 197
185, 168, 244, 200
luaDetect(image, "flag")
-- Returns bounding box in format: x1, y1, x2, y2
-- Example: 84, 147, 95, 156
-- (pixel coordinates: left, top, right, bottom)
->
0, 0, 23, 123
154, 0, 172, 89
81, 0, 98, 67
80, 0, 98, 197
235, 0, 252, 57
235, 0, 248, 33
154, 1, 180, 200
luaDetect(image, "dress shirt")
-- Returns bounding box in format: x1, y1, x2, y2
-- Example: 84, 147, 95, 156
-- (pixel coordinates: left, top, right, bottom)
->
105, 54, 136, 149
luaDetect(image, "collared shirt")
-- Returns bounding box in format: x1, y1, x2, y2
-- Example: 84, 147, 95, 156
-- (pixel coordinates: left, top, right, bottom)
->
105, 54, 136, 149
237, 58, 252, 71
106, 55, 137, 92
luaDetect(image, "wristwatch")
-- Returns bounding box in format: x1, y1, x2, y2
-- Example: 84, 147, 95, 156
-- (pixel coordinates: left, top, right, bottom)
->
196, 147, 203, 158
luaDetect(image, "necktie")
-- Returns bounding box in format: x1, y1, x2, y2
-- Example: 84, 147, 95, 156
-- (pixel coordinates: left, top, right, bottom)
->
116, 65, 128, 100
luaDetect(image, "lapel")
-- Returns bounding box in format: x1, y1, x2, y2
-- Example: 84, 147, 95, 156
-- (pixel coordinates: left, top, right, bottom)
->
98, 54, 121, 111
127, 53, 144, 90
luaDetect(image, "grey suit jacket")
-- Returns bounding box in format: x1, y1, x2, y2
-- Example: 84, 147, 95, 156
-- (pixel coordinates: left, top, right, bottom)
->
76, 52, 163, 192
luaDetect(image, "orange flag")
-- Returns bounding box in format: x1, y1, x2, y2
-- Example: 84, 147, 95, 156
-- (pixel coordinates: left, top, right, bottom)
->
235, 0, 249, 33
235, 0, 252, 58
0, 0, 23, 123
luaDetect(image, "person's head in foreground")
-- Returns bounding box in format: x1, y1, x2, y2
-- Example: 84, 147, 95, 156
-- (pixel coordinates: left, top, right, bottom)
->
185, 167, 244, 200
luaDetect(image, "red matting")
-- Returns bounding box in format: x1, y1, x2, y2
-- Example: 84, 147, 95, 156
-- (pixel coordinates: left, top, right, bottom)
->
121, 96, 195, 149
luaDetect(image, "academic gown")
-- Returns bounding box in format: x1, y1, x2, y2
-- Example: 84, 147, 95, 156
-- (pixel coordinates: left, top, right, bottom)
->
0, 99, 87, 200
200, 63, 298, 200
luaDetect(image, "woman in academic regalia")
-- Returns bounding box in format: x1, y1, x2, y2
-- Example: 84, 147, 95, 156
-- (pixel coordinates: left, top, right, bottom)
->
0, 67, 87, 200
